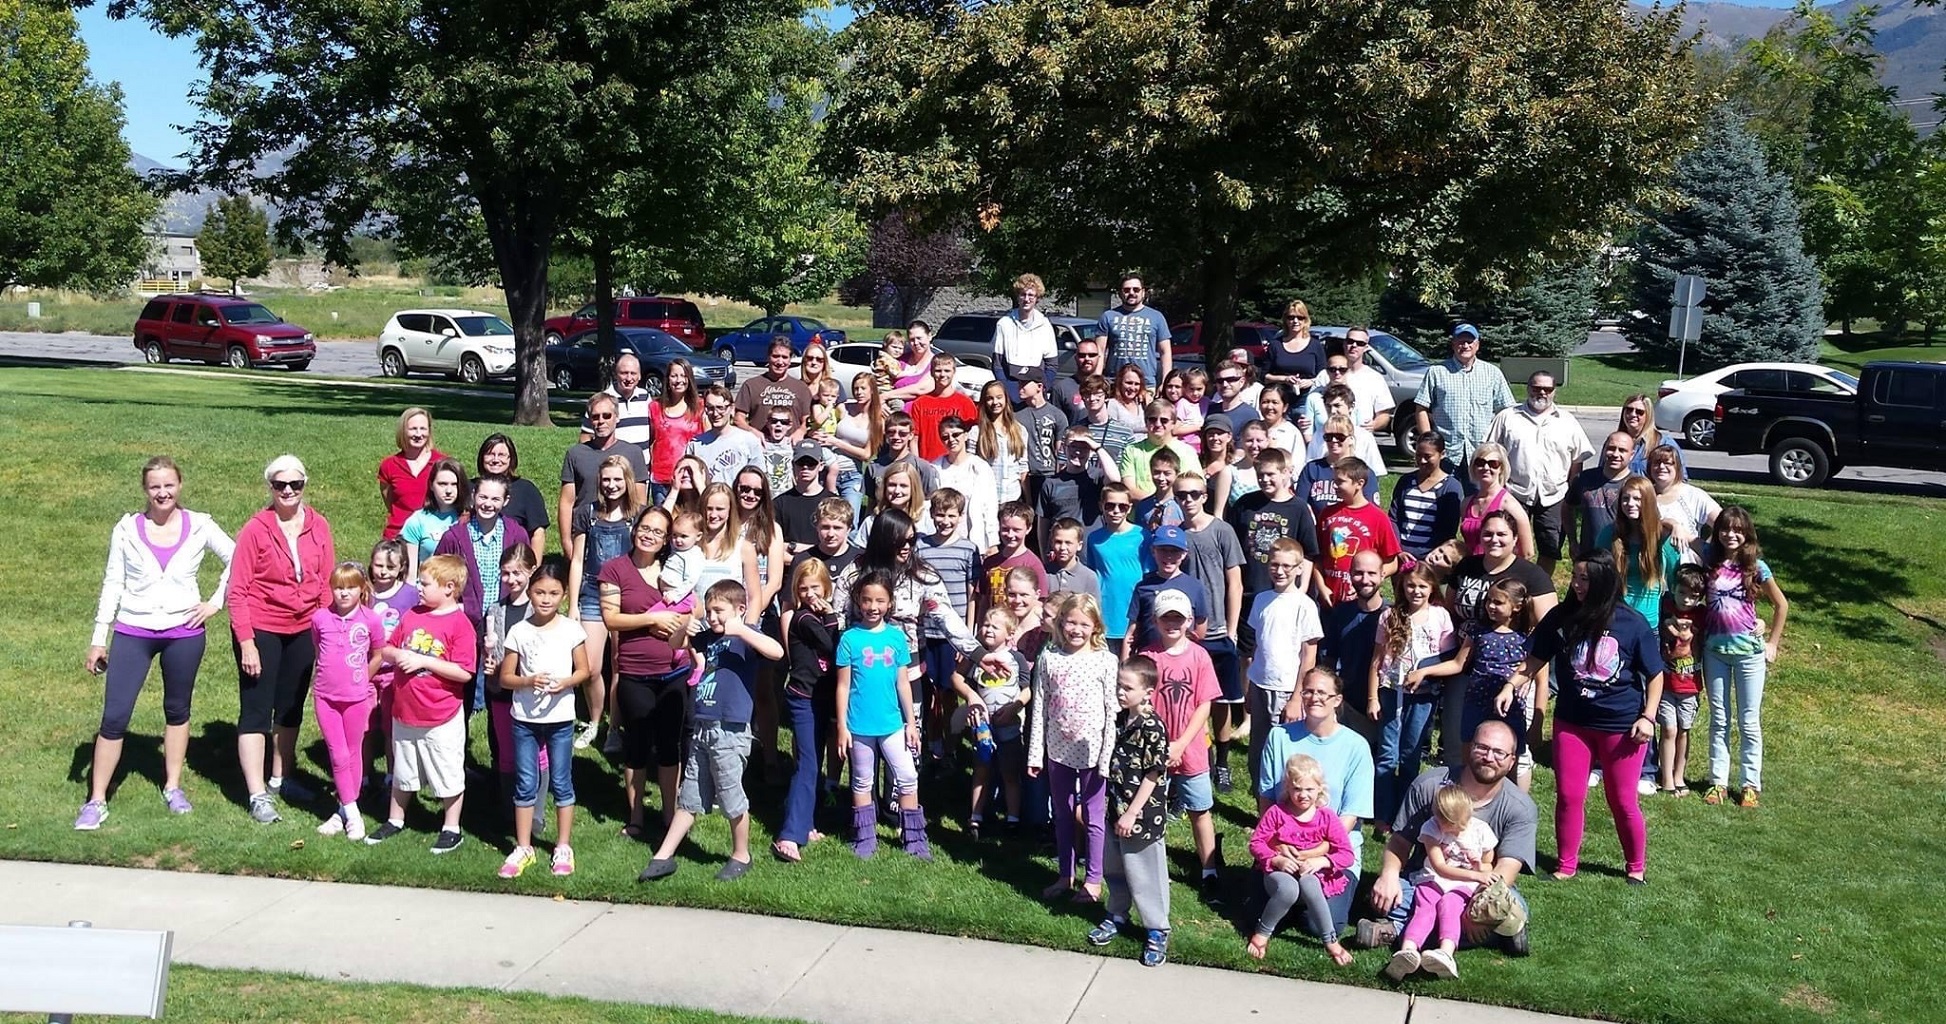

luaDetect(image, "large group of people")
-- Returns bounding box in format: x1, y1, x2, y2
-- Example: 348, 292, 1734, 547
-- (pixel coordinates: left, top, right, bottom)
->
80, 301, 1789, 978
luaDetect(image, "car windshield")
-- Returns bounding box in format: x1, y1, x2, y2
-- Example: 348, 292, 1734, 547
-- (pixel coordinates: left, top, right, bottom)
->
1366, 331, 1431, 370
221, 304, 282, 326
627, 332, 691, 356
797, 318, 827, 331
455, 315, 513, 337
1831, 371, 1859, 391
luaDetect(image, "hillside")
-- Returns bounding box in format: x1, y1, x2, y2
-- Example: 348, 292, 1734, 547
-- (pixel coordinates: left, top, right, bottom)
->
1664, 0, 1944, 113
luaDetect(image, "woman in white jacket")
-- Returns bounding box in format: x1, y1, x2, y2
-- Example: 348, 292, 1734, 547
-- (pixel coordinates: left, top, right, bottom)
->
77, 456, 234, 830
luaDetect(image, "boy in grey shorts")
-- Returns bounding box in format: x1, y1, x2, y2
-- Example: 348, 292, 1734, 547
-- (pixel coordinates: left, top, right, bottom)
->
637, 580, 784, 882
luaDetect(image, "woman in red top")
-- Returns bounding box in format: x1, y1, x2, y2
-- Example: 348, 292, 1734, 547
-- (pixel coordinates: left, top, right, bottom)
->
648, 361, 703, 504
377, 407, 443, 538
228, 454, 336, 824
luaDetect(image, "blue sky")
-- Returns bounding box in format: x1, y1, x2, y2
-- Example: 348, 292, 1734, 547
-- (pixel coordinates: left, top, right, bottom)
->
81, 0, 1808, 165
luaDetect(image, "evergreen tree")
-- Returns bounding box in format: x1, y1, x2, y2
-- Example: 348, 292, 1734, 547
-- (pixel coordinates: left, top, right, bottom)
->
1629, 107, 1824, 368
196, 195, 272, 294
1480, 261, 1599, 359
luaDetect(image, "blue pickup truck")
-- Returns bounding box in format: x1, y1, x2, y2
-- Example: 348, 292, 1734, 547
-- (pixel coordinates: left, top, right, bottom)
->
1713, 360, 1946, 487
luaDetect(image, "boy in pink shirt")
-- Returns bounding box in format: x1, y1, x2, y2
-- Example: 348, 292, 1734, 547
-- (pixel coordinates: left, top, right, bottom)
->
369, 553, 477, 854
1138, 590, 1223, 902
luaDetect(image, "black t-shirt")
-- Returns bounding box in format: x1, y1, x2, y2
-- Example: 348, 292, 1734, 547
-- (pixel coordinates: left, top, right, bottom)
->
785, 544, 859, 594
1321, 598, 1386, 696
774, 489, 827, 549
1259, 338, 1325, 388
1449, 555, 1556, 636
1038, 468, 1101, 531
1528, 602, 1664, 732
1226, 491, 1320, 593
1565, 468, 1624, 557
786, 608, 841, 698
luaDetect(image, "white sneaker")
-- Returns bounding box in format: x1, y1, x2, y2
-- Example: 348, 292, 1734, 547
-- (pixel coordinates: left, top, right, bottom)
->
1421, 948, 1459, 979
1636, 778, 1658, 797
316, 814, 345, 836
573, 721, 599, 750
1587, 769, 1603, 789
1384, 948, 1421, 981
344, 812, 366, 842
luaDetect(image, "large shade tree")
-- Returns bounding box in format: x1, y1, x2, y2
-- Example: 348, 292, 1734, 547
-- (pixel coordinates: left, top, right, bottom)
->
112, 0, 809, 424
828, 0, 1698, 345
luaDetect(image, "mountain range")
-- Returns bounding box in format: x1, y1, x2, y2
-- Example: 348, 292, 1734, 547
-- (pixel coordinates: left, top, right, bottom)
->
1663, 0, 1944, 116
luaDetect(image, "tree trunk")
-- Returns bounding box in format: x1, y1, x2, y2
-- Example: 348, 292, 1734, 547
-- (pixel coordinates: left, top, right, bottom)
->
594, 237, 617, 384
479, 185, 558, 426
1198, 242, 1241, 367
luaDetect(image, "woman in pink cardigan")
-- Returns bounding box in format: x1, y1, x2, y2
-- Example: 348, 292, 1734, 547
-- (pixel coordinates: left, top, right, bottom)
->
227, 454, 335, 825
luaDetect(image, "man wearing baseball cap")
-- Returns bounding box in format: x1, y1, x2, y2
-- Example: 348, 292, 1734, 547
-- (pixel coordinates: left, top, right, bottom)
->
1122, 525, 1210, 660
774, 440, 831, 552
1409, 323, 1514, 484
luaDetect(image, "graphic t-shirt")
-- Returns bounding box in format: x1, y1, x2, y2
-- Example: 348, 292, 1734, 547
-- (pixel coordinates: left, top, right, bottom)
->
1227, 492, 1320, 593
689, 631, 756, 724
1106, 707, 1171, 842
1018, 403, 1070, 476
1143, 643, 1221, 776
982, 550, 1048, 613
1529, 602, 1664, 732
734, 374, 814, 432
837, 622, 910, 737
1297, 458, 1378, 519
310, 605, 382, 703
1097, 306, 1171, 385
1662, 609, 1702, 696
960, 646, 1029, 741
387, 607, 479, 728
1316, 502, 1401, 604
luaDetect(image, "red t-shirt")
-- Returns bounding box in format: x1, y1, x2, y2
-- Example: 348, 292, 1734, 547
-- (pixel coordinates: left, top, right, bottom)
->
377, 450, 446, 539
981, 550, 1048, 612
387, 607, 478, 728
908, 393, 978, 462
1142, 643, 1221, 776
1317, 501, 1401, 604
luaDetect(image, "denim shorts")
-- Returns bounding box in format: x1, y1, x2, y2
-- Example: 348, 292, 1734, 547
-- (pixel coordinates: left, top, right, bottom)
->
678, 720, 752, 818
1169, 770, 1215, 813
1657, 692, 1700, 731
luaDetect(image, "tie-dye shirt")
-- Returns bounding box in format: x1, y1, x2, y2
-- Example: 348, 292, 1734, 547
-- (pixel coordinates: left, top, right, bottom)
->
837, 621, 910, 737
1705, 559, 1774, 658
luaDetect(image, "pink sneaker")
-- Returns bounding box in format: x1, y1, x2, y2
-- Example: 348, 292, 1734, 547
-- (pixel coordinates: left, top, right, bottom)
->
551, 845, 575, 876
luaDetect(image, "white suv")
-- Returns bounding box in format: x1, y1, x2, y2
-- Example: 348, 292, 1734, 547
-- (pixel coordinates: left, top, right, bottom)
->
377, 309, 517, 384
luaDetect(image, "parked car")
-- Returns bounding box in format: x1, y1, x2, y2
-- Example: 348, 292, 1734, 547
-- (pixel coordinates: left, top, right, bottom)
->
376, 309, 518, 384
931, 312, 1098, 374
1653, 362, 1856, 450
1713, 360, 1946, 487
541, 296, 707, 351
1168, 321, 1281, 362
711, 316, 848, 364
825, 342, 993, 401
133, 293, 316, 370
544, 327, 737, 395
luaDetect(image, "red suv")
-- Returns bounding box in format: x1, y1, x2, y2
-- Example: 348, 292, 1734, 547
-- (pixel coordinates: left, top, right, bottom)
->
542, 296, 708, 351
1169, 321, 1281, 362
134, 294, 317, 370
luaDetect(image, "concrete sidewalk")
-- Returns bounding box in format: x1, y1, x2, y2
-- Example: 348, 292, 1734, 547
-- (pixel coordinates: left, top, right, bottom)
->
0, 860, 1582, 1024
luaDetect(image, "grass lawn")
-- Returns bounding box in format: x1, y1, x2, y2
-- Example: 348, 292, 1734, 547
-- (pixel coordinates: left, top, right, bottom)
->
0, 965, 798, 1024
1, 366, 1942, 1024
0, 287, 876, 341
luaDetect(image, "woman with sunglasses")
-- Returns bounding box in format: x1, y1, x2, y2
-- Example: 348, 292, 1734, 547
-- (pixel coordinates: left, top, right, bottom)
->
1258, 300, 1324, 399
797, 342, 835, 401
1457, 442, 1536, 561
1616, 393, 1686, 477
228, 454, 337, 824
733, 465, 791, 776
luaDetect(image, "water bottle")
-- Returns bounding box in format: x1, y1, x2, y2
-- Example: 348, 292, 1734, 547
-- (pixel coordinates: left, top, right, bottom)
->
974, 715, 996, 763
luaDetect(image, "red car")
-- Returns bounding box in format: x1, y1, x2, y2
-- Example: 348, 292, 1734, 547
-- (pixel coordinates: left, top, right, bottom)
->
542, 296, 707, 351
134, 293, 316, 370
1168, 321, 1282, 362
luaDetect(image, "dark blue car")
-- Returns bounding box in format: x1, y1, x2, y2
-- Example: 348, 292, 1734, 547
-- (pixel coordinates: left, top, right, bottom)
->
710, 315, 848, 364
546, 327, 737, 395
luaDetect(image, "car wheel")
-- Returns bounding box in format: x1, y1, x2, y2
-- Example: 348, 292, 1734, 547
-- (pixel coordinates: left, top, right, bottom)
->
379, 348, 407, 378
551, 364, 576, 392
544, 331, 564, 346
226, 345, 250, 370
459, 354, 487, 385
143, 339, 166, 364
642, 374, 664, 399
1682, 411, 1715, 449
716, 346, 736, 364
1768, 436, 1830, 488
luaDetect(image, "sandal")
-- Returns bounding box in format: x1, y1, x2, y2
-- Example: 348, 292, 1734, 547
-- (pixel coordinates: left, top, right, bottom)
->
1073, 882, 1103, 904
1042, 878, 1075, 900
1703, 785, 1727, 805
1672, 785, 1690, 798
771, 840, 802, 863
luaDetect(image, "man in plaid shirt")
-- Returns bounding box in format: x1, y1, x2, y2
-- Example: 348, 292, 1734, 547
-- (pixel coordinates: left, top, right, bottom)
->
1410, 323, 1514, 487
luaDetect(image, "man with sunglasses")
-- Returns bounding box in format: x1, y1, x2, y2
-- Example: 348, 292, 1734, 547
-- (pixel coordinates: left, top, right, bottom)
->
1118, 400, 1199, 500
559, 391, 649, 554
1410, 323, 1514, 485
1484, 371, 1594, 573
684, 385, 763, 485
1084, 481, 1152, 651
1211, 362, 1261, 427
1057, 339, 1102, 416
1176, 469, 1247, 797
1097, 274, 1172, 388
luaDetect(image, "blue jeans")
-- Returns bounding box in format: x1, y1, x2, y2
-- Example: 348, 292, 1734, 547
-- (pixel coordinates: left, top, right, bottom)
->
511, 720, 576, 807
835, 466, 864, 520
1704, 647, 1766, 790
781, 690, 830, 845
1375, 686, 1440, 825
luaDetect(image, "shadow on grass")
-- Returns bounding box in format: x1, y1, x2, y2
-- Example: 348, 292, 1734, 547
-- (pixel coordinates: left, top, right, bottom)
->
1684, 465, 1946, 499
1750, 511, 1919, 649
6, 374, 585, 431
66, 736, 168, 802
0, 354, 130, 371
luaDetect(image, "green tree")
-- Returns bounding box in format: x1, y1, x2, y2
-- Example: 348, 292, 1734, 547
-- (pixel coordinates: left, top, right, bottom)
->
828, 0, 1697, 351
0, 0, 158, 292
1629, 107, 1824, 369
196, 194, 271, 293
118, 0, 808, 425
1477, 261, 1601, 360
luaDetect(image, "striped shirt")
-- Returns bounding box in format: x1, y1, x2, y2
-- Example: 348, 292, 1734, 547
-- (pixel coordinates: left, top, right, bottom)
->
1087, 417, 1139, 466
581, 386, 653, 447
917, 535, 982, 621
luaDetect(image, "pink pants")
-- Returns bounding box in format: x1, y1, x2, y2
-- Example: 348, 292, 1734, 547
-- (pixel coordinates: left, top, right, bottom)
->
314, 693, 376, 804
1403, 882, 1470, 949
1553, 720, 1648, 876
488, 701, 547, 779
1047, 761, 1107, 886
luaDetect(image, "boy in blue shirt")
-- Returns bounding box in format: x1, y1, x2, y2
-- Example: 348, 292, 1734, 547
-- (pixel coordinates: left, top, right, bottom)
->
1085, 482, 1151, 651
638, 579, 784, 883
1123, 525, 1211, 659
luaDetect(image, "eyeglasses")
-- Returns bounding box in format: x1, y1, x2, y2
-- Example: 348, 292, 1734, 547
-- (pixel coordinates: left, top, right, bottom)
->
1299, 689, 1340, 700
1326, 366, 1350, 374
1102, 501, 1132, 512
1267, 561, 1301, 573
270, 479, 306, 493
1323, 433, 1348, 443
705, 404, 731, 415
1472, 743, 1514, 762
1175, 490, 1206, 501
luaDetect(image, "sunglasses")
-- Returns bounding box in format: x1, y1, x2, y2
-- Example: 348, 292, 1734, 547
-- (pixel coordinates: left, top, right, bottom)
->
1102, 502, 1132, 512
1323, 433, 1348, 443
1473, 459, 1502, 469
1077, 351, 1101, 359
1175, 490, 1206, 501
1326, 366, 1350, 374
1217, 375, 1243, 384
736, 484, 764, 494
1528, 385, 1555, 394
768, 419, 793, 427
1347, 338, 1370, 347
270, 479, 306, 493
1148, 417, 1174, 425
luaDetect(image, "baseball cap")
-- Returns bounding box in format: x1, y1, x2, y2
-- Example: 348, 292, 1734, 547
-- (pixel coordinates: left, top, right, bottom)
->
792, 441, 823, 464
1452, 323, 1481, 341
1153, 589, 1194, 620
1152, 525, 1188, 550
1202, 412, 1234, 435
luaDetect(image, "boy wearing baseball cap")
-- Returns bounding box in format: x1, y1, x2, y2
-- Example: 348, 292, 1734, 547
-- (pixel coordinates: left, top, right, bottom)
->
1122, 524, 1209, 660
775, 441, 831, 553
1139, 588, 1225, 902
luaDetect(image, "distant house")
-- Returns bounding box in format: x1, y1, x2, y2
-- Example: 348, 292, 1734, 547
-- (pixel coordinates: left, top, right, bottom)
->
137, 234, 201, 293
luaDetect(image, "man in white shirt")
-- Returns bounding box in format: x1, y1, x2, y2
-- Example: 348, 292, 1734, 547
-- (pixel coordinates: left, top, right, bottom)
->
1310, 328, 1394, 435
1484, 371, 1593, 572
993, 272, 1059, 406
684, 385, 764, 484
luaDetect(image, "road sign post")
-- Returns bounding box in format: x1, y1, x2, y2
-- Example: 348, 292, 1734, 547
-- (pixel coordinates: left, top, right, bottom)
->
1670, 274, 1705, 378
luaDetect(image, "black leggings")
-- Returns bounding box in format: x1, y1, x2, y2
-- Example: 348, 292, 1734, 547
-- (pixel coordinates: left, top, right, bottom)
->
613, 668, 691, 770
100, 631, 205, 741
234, 629, 315, 735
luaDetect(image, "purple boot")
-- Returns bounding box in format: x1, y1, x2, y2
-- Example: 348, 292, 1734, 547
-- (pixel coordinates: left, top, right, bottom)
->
901, 807, 933, 861
851, 804, 878, 859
